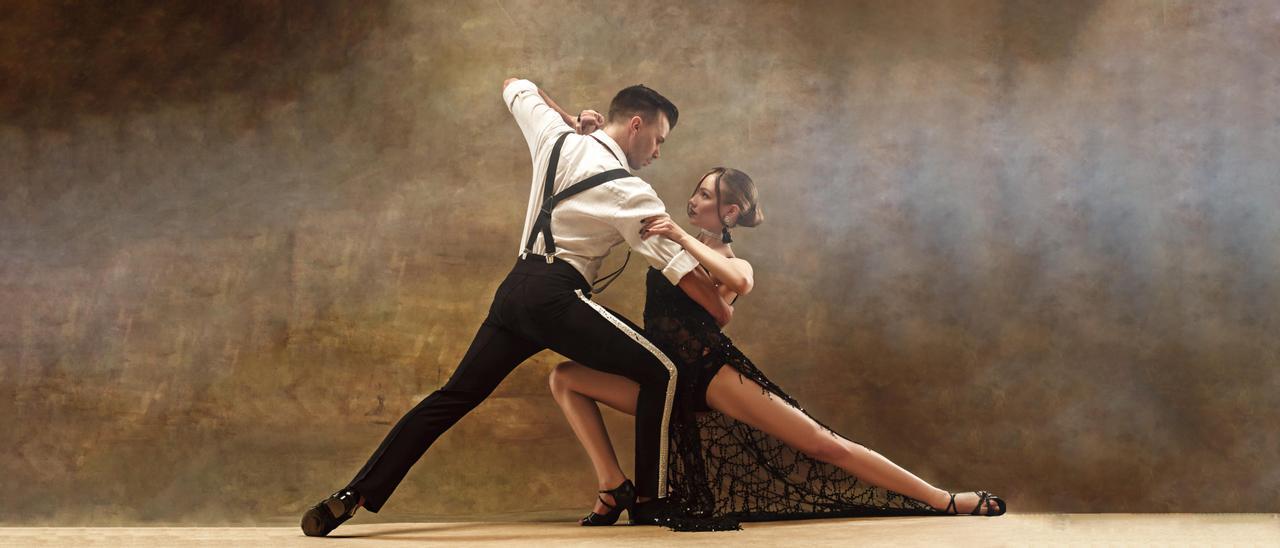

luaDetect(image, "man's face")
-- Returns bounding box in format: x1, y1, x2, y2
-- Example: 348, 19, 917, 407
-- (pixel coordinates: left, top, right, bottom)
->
625, 112, 670, 171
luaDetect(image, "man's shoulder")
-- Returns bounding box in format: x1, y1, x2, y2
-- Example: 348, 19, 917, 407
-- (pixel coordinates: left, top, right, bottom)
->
600, 173, 654, 197
565, 142, 647, 189
595, 176, 669, 215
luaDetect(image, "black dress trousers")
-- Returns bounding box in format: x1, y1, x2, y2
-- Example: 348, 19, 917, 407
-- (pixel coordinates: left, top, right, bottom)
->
346, 255, 677, 511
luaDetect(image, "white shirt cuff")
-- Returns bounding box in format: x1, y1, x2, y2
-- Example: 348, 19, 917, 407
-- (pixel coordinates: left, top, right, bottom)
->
502, 79, 537, 109
660, 249, 699, 286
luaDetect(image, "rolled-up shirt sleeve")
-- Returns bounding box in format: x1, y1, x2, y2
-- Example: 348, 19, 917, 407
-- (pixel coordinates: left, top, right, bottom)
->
503, 79, 572, 160
608, 184, 699, 285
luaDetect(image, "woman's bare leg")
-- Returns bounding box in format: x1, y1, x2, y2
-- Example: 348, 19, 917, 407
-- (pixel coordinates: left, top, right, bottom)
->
548, 361, 642, 513
705, 367, 1000, 515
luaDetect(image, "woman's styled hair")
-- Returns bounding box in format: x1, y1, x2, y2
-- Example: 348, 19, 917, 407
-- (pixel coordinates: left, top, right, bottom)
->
697, 167, 763, 228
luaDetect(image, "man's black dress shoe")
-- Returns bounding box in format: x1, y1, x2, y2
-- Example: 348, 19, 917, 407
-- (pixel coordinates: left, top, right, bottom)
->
628, 497, 676, 526
300, 488, 361, 537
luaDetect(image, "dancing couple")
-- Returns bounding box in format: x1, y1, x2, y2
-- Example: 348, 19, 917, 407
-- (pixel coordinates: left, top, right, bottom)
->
300, 77, 1005, 535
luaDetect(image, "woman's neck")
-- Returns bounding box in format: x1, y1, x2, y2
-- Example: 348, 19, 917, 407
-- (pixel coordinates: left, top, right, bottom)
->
695, 227, 731, 253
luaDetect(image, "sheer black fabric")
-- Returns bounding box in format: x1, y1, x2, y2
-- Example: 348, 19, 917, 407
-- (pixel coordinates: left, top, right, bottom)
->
641, 267, 939, 531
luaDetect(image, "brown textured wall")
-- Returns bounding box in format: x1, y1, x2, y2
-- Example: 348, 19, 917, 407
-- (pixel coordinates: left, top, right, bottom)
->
2, 0, 1277, 524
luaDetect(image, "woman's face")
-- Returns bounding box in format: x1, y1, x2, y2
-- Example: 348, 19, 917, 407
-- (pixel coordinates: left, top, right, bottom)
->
686, 172, 732, 232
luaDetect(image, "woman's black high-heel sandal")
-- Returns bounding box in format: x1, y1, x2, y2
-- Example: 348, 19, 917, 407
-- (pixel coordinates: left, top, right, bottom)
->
942, 490, 1007, 517
580, 479, 636, 526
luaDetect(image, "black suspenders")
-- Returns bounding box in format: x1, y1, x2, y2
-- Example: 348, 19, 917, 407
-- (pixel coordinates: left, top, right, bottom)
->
522, 132, 633, 293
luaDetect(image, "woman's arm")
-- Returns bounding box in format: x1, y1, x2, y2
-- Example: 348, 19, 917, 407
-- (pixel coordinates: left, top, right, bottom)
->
678, 267, 734, 327
536, 87, 604, 134
641, 216, 754, 296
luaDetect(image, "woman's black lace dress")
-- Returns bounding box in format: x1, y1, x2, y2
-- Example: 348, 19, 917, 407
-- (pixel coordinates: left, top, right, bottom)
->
641, 267, 938, 531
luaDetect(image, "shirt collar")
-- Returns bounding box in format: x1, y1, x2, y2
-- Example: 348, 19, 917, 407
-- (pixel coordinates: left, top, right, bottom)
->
590, 129, 633, 174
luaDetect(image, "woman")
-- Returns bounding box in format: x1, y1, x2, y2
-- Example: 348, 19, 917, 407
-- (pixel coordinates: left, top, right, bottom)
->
549, 167, 1007, 530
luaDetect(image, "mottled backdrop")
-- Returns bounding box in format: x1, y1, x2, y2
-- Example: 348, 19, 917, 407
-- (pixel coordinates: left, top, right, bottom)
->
1, 0, 1277, 525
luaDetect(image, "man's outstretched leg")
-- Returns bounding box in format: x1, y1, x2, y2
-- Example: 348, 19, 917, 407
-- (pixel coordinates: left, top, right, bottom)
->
300, 319, 541, 536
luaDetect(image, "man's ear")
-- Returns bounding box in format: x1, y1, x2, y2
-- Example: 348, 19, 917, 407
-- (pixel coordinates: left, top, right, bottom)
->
630, 115, 643, 134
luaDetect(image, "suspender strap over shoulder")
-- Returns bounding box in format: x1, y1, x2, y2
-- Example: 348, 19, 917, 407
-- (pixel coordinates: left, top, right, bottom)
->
521, 131, 634, 294
528, 167, 630, 258
523, 132, 629, 261
524, 132, 571, 261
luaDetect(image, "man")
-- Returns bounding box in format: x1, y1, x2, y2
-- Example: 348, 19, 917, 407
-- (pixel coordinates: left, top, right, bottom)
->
301, 78, 731, 536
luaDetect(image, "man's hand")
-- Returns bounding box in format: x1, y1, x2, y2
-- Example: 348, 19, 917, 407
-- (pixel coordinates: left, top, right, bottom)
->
573, 109, 604, 134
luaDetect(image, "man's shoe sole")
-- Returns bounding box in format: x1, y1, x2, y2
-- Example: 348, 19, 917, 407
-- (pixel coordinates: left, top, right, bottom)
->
300, 506, 331, 537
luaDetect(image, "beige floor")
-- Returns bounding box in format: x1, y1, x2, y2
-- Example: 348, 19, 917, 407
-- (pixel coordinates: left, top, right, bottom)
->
1, 514, 1276, 547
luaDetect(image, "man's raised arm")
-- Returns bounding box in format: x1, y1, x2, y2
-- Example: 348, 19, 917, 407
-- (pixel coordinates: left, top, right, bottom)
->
501, 77, 573, 159
505, 78, 601, 134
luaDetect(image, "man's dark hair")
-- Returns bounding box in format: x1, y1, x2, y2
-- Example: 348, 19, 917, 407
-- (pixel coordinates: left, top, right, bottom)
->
607, 84, 679, 129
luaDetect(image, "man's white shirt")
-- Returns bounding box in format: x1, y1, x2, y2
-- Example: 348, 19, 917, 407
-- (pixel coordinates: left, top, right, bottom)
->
503, 79, 698, 287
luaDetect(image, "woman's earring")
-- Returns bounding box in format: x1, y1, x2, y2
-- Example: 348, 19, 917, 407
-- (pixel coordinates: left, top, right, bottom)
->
723, 216, 732, 225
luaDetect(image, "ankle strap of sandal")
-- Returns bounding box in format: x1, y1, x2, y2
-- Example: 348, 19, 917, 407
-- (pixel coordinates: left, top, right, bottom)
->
595, 495, 615, 511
